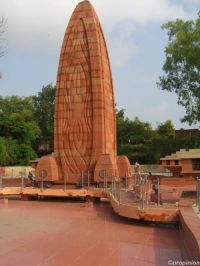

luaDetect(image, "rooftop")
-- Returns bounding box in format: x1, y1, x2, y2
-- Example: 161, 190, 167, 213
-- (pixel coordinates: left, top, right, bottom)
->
160, 149, 200, 160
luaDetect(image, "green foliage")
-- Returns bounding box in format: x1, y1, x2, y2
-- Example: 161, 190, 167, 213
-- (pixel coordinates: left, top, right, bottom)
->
158, 14, 200, 125
33, 84, 55, 140
116, 109, 155, 163
0, 137, 18, 165
116, 108, 200, 164
0, 96, 40, 143
15, 143, 37, 165
157, 120, 175, 138
0, 96, 40, 165
0, 137, 37, 166
0, 85, 55, 166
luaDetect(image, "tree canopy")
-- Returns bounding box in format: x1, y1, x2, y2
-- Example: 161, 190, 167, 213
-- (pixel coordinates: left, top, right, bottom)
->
116, 109, 155, 163
0, 96, 40, 165
0, 88, 199, 166
116, 108, 200, 164
33, 84, 55, 140
158, 13, 200, 125
157, 120, 175, 138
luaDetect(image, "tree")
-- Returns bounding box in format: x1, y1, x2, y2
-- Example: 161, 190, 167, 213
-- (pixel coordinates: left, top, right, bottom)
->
0, 96, 40, 165
116, 110, 199, 164
33, 84, 55, 140
116, 108, 155, 164
158, 14, 200, 125
157, 120, 175, 138
0, 137, 18, 166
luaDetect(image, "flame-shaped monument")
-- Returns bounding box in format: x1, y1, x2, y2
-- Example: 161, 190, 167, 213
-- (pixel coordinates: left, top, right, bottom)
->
36, 1, 131, 184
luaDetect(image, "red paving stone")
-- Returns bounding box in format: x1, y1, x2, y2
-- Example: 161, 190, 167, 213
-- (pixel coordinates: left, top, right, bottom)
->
0, 200, 182, 266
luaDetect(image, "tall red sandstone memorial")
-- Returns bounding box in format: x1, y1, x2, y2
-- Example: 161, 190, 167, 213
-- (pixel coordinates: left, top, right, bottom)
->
36, 0, 131, 183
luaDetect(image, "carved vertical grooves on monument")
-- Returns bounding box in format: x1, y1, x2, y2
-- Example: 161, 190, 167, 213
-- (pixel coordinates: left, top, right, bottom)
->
96, 21, 116, 156
99, 24, 116, 158
55, 23, 74, 177
96, 22, 106, 154
54, 1, 117, 181
80, 17, 94, 171
58, 18, 93, 175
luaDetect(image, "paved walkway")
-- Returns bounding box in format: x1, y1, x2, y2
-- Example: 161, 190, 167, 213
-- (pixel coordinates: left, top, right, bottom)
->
0, 200, 182, 266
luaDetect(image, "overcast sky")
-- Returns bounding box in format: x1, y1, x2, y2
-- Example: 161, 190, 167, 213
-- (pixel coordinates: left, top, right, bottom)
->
0, 0, 199, 129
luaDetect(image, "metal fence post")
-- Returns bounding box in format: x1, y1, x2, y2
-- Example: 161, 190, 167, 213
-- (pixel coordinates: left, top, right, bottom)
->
146, 176, 149, 205
197, 177, 200, 213
64, 173, 67, 192
125, 172, 128, 191
196, 178, 198, 209
24, 169, 26, 187
198, 179, 200, 213
113, 176, 115, 197
141, 177, 144, 210
157, 177, 160, 205
105, 171, 108, 192
41, 172, 44, 192
81, 171, 84, 188
112, 176, 114, 196
21, 172, 24, 190
139, 174, 142, 200
87, 171, 90, 191
114, 177, 116, 199
24, 168, 26, 179
104, 171, 106, 192
0, 174, 2, 189
119, 180, 121, 203
111, 175, 113, 195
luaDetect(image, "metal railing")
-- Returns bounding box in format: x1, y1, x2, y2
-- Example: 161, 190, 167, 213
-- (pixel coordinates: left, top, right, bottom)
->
0, 169, 161, 212
79, 171, 91, 190
19, 171, 25, 191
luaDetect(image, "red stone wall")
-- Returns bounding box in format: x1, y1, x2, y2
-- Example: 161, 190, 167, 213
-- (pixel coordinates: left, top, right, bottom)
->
179, 195, 200, 260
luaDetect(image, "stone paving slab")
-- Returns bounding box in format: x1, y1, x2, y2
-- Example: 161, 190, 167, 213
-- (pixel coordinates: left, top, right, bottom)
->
0, 200, 183, 266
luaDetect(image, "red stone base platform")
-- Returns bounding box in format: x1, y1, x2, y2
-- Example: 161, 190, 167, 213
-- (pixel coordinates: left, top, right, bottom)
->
179, 191, 200, 260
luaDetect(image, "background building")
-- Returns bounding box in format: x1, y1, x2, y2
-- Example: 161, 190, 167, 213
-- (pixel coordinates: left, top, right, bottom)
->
161, 149, 200, 177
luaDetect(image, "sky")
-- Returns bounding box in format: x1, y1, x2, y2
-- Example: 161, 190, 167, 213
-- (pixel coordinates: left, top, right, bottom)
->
0, 0, 199, 129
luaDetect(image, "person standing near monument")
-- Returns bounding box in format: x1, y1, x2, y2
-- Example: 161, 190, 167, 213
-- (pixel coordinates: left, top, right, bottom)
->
134, 162, 140, 174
